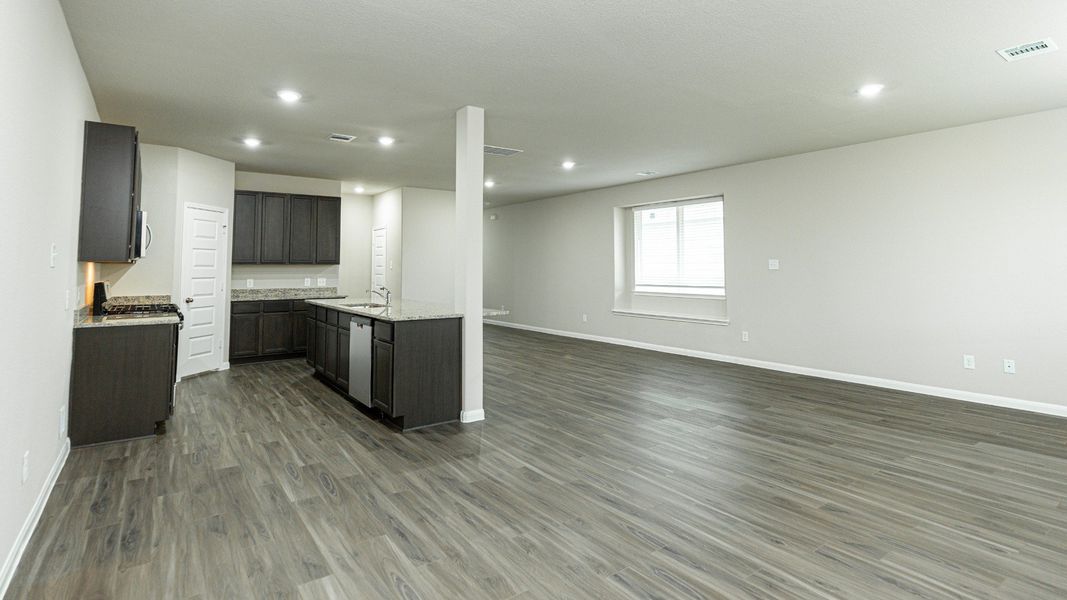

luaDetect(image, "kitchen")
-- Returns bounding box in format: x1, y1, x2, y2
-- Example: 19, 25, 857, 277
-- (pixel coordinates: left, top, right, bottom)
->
72, 119, 499, 447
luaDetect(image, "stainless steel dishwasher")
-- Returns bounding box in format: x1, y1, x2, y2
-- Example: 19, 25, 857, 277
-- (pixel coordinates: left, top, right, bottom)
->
348, 316, 373, 407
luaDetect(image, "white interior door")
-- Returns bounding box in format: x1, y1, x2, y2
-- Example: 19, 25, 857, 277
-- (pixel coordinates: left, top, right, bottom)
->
372, 227, 387, 290
179, 204, 227, 377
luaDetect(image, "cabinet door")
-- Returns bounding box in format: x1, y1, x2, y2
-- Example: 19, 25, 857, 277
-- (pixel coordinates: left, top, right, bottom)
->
337, 328, 350, 393
372, 339, 394, 414
230, 313, 261, 358
305, 315, 316, 365
259, 193, 289, 263
292, 308, 308, 353
324, 325, 338, 381
289, 195, 316, 264
260, 312, 292, 355
233, 192, 260, 263
314, 321, 327, 373
77, 121, 138, 262
315, 197, 341, 264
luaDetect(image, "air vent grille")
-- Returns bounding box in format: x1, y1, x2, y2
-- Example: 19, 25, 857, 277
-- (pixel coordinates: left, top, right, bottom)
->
997, 38, 1057, 62
328, 133, 356, 143
483, 145, 523, 157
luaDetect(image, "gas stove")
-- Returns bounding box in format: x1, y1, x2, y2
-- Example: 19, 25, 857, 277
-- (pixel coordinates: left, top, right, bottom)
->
102, 303, 184, 327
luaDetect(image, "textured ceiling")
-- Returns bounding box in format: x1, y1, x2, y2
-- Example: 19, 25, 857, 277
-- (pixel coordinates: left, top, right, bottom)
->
60, 0, 1067, 205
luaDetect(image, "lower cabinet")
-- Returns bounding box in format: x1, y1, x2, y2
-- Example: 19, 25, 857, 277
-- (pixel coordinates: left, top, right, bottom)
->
372, 338, 394, 413
70, 323, 178, 446
229, 300, 310, 363
337, 327, 351, 391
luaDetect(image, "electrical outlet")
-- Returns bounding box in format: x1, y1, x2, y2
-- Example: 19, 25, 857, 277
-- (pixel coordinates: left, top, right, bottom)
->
742, 331, 750, 342
768, 259, 780, 270
49, 242, 58, 269
246, 278, 254, 288
1003, 359, 1016, 374
21, 451, 29, 485
962, 354, 975, 370
59, 406, 67, 439
304, 277, 311, 287
317, 277, 327, 287
581, 313, 588, 323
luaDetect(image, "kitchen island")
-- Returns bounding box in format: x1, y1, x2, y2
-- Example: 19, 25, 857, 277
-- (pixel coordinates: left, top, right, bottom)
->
305, 298, 505, 430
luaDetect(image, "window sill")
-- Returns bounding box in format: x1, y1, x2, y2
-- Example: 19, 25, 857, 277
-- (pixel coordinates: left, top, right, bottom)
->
612, 308, 730, 326
632, 289, 726, 300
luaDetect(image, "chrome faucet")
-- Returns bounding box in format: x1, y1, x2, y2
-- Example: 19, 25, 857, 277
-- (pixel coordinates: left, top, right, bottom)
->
367, 286, 391, 305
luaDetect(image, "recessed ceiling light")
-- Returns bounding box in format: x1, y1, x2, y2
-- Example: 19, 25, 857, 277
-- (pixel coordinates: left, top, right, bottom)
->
243, 137, 262, 148
276, 89, 302, 103
354, 185, 365, 194
378, 136, 395, 147
858, 83, 885, 98
562, 160, 576, 170
484, 180, 495, 188
636, 170, 658, 177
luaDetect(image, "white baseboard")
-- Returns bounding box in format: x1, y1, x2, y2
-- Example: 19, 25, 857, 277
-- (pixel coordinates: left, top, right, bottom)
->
485, 320, 1067, 419
219, 361, 230, 371
0, 438, 70, 598
460, 409, 486, 423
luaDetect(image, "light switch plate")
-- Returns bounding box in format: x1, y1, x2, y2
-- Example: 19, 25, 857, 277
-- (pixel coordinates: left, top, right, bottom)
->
768, 259, 780, 270
246, 279, 254, 288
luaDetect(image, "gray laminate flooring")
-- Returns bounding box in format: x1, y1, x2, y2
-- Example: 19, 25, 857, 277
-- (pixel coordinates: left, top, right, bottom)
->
6, 325, 1067, 599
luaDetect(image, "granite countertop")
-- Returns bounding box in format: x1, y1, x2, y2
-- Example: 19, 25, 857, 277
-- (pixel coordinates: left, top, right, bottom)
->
306, 297, 509, 322
231, 287, 342, 302
76, 313, 180, 329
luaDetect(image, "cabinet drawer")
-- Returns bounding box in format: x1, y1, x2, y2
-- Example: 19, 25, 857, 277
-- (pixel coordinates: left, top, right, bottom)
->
262, 300, 291, 313
315, 306, 327, 322
292, 300, 307, 313
373, 320, 393, 342
232, 301, 262, 314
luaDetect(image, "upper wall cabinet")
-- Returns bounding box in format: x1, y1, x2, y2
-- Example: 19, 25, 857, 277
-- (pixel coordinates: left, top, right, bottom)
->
78, 121, 142, 262
315, 197, 341, 264
232, 191, 340, 265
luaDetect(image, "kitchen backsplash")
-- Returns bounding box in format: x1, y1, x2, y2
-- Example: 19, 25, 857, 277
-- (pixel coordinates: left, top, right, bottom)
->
230, 264, 339, 290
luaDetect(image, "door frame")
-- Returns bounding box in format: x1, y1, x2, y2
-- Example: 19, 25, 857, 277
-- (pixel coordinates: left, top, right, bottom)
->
177, 202, 230, 380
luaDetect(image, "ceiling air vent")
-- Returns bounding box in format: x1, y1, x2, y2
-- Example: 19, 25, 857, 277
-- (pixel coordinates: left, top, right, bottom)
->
328, 133, 356, 143
483, 144, 523, 157
997, 38, 1057, 62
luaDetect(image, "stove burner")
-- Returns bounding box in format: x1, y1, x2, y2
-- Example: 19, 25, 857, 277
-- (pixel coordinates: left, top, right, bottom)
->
102, 303, 184, 328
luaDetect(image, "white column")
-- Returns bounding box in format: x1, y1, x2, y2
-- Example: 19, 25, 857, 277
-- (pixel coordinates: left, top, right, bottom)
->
455, 106, 485, 423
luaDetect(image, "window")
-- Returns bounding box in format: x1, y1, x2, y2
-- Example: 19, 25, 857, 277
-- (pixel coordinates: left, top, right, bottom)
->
633, 197, 724, 296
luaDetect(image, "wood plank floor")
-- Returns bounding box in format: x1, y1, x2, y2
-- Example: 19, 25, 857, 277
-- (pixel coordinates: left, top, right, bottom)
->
7, 325, 1067, 599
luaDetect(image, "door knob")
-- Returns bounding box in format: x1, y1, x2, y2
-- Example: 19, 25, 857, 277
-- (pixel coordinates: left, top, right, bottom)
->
184, 297, 194, 303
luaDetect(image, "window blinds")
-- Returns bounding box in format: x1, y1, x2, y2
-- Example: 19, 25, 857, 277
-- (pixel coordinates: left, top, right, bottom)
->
634, 198, 724, 290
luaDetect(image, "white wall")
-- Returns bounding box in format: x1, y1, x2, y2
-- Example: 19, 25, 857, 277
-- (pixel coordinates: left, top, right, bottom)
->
340, 193, 373, 295
372, 189, 404, 298
0, 0, 98, 592
485, 107, 1067, 410
401, 188, 455, 304
235, 171, 341, 196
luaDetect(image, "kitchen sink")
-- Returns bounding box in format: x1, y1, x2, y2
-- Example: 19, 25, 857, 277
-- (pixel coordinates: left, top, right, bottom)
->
341, 302, 389, 309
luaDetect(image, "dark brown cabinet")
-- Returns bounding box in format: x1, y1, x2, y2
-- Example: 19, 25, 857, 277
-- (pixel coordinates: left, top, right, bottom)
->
259, 194, 289, 263
232, 192, 259, 263
231, 191, 340, 265
78, 121, 142, 262
307, 305, 461, 430
315, 197, 342, 264
289, 195, 317, 264
229, 300, 311, 363
70, 323, 177, 446
372, 338, 394, 414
